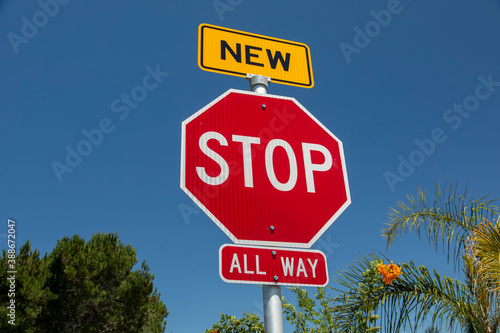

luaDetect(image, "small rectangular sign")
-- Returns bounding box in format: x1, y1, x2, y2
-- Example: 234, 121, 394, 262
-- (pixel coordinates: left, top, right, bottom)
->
219, 244, 328, 286
198, 24, 314, 88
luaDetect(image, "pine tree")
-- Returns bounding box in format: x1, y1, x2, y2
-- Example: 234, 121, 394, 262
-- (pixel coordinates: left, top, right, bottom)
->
0, 232, 168, 332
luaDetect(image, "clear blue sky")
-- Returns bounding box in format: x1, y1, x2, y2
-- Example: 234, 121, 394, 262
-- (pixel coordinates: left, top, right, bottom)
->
1, 0, 500, 332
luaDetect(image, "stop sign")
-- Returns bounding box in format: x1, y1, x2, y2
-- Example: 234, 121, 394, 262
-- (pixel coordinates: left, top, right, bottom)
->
181, 89, 350, 248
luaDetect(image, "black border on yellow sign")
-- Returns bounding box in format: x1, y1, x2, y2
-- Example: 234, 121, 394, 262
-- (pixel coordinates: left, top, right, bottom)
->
198, 24, 314, 88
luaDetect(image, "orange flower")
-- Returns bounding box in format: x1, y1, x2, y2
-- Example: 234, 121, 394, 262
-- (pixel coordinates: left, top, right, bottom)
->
377, 261, 401, 285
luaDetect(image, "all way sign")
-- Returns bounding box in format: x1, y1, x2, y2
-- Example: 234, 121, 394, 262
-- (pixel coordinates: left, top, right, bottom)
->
219, 244, 328, 287
198, 24, 314, 88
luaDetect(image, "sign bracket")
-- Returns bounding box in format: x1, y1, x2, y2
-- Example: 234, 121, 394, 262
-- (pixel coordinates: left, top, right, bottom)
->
246, 74, 271, 93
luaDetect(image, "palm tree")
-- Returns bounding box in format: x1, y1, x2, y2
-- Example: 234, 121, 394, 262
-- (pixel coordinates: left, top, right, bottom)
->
332, 182, 500, 332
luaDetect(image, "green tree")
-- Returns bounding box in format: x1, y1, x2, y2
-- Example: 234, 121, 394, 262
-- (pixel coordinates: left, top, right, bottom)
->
282, 287, 339, 332
334, 182, 500, 332
331, 257, 382, 332
205, 288, 338, 333
0, 232, 168, 332
207, 285, 375, 332
204, 312, 264, 333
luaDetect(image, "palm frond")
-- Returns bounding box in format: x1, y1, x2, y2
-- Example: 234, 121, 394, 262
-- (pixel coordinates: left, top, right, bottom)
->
463, 216, 500, 331
330, 253, 479, 333
383, 181, 498, 268
472, 216, 500, 291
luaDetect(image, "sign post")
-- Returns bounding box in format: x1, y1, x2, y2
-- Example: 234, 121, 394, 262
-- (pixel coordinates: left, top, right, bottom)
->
183, 24, 351, 333
249, 75, 284, 333
263, 284, 283, 333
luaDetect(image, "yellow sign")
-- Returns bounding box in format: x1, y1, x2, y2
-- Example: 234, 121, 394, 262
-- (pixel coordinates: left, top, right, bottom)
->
198, 24, 314, 88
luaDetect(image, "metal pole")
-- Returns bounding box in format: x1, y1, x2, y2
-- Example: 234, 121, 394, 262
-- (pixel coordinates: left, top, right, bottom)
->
262, 285, 284, 333
246, 74, 284, 333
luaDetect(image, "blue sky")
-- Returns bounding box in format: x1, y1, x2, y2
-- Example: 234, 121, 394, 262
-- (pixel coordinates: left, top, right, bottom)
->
1, 0, 500, 332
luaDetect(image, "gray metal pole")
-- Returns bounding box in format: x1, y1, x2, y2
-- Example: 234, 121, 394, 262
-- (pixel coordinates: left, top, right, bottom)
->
262, 285, 285, 333
246, 74, 284, 333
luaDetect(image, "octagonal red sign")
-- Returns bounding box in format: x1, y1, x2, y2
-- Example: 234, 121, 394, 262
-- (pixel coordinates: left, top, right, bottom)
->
180, 89, 350, 248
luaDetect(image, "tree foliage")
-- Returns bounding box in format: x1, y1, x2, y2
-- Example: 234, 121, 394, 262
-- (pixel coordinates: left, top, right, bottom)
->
0, 232, 168, 332
348, 181, 500, 332
205, 287, 340, 333
207, 285, 378, 332
331, 255, 385, 332
282, 287, 339, 333
204, 312, 264, 333
383, 181, 498, 268
332, 252, 473, 332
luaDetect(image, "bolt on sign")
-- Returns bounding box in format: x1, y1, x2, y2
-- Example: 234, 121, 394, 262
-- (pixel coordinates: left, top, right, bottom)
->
198, 23, 314, 88
219, 244, 329, 287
